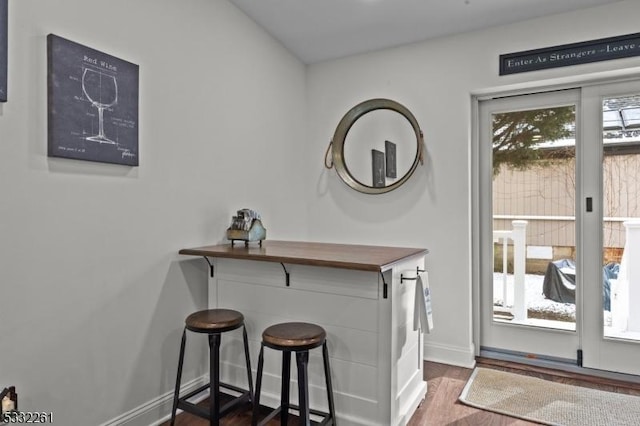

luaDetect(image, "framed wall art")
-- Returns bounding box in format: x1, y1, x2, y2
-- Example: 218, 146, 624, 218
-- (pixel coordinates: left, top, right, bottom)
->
1, 0, 7, 102
47, 34, 139, 166
372, 149, 385, 188
385, 140, 396, 178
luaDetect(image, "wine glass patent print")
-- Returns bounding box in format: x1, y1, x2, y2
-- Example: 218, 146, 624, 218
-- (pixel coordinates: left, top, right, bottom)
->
82, 68, 118, 144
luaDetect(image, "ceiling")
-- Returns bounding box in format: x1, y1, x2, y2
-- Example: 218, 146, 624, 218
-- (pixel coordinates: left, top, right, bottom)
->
229, 0, 623, 64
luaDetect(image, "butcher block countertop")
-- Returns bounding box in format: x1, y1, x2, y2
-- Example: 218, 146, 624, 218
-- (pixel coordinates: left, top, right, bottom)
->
179, 240, 428, 272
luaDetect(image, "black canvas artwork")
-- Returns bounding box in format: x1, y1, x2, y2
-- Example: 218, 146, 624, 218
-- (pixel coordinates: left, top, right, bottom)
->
385, 140, 396, 178
47, 34, 139, 166
372, 149, 385, 188
0, 0, 7, 102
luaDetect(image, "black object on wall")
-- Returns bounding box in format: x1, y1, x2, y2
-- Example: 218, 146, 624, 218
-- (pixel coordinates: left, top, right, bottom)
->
500, 32, 640, 75
0, 0, 7, 102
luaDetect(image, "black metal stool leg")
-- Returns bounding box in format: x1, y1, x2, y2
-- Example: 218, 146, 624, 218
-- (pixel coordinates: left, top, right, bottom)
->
170, 328, 187, 426
281, 350, 291, 426
209, 333, 221, 426
296, 350, 311, 426
323, 342, 336, 425
242, 325, 254, 401
252, 344, 265, 426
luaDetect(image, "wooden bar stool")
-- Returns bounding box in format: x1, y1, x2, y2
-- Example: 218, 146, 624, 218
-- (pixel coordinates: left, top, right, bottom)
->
252, 322, 336, 426
170, 309, 253, 426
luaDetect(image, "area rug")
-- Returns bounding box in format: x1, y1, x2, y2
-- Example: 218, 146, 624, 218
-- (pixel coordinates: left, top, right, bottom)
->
459, 367, 640, 426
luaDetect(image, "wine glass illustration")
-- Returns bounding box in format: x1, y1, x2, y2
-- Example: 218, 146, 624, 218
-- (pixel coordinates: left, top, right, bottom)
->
376, 164, 385, 185
82, 68, 118, 144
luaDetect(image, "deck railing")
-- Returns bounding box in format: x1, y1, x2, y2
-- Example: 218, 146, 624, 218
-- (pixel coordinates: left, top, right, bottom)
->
493, 220, 527, 321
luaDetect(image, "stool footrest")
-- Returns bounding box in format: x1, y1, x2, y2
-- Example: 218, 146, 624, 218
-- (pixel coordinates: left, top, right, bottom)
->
178, 383, 210, 402
219, 382, 250, 396
176, 383, 252, 420
218, 391, 251, 417
255, 405, 282, 426
257, 403, 333, 426
176, 400, 210, 420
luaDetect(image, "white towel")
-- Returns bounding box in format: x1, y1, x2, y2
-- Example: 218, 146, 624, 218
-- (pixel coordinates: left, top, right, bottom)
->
414, 272, 433, 333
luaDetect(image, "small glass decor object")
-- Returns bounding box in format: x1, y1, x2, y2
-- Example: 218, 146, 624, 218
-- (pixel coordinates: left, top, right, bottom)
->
226, 209, 266, 247
0, 386, 17, 416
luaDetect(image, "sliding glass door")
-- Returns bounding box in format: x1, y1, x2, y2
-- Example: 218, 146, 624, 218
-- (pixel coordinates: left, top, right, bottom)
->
478, 80, 640, 376
581, 80, 640, 375
479, 90, 581, 361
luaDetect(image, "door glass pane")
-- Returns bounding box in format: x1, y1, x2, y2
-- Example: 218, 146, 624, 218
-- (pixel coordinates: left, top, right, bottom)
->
602, 94, 640, 342
492, 106, 576, 331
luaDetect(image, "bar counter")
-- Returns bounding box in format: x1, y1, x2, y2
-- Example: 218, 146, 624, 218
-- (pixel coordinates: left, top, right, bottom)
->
179, 240, 427, 272
179, 240, 428, 426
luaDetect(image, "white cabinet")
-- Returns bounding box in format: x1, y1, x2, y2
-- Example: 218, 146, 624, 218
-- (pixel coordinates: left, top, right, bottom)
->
180, 241, 427, 426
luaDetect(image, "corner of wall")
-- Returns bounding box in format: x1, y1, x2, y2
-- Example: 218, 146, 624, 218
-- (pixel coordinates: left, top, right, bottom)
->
424, 341, 476, 369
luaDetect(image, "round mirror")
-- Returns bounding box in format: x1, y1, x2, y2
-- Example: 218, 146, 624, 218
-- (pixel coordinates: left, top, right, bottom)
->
330, 98, 424, 194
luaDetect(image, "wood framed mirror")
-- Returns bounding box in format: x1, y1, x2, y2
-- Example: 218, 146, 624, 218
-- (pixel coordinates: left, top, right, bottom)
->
328, 98, 424, 194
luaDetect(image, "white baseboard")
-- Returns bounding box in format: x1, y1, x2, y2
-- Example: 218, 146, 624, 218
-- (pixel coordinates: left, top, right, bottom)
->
101, 378, 375, 426
423, 341, 476, 369
245, 376, 378, 426
98, 375, 209, 426
100, 357, 440, 426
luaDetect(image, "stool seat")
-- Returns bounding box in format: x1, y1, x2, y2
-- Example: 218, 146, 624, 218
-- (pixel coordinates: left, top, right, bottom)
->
186, 309, 244, 333
262, 322, 326, 350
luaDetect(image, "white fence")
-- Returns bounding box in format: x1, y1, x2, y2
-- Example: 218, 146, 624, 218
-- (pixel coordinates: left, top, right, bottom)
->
493, 220, 527, 321
612, 220, 640, 332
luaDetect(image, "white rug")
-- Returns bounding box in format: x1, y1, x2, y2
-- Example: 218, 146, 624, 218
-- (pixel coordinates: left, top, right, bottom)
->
459, 367, 640, 426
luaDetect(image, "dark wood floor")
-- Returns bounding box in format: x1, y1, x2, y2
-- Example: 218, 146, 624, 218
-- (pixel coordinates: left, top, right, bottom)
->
163, 358, 640, 425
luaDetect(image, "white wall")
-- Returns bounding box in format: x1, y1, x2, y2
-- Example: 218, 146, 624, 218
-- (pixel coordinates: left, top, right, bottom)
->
5, 0, 640, 424
0, 0, 307, 424
306, 0, 640, 367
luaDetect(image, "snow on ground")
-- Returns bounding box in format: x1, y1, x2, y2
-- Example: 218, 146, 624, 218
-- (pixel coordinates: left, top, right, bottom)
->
493, 272, 576, 320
